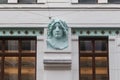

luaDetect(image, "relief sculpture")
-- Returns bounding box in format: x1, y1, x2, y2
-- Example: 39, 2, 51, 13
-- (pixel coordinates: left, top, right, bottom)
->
47, 19, 68, 50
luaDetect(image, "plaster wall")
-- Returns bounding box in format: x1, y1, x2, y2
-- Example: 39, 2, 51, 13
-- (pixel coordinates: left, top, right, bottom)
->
71, 37, 79, 80
109, 36, 120, 80
37, 36, 44, 80
0, 9, 120, 27
36, 35, 120, 80
0, 3, 119, 80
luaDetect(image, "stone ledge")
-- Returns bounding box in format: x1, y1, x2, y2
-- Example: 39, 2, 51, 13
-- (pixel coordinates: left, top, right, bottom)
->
44, 59, 71, 70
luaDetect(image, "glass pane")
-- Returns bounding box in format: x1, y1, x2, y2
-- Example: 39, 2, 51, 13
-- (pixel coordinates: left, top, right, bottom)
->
95, 40, 107, 53
79, 0, 97, 4
21, 57, 35, 80
96, 74, 108, 80
0, 41, 2, 52
4, 57, 18, 80
5, 40, 18, 53
80, 41, 92, 53
80, 57, 93, 80
0, 0, 7, 3
22, 40, 36, 53
95, 57, 108, 80
95, 57, 108, 67
109, 0, 120, 3
18, 0, 36, 4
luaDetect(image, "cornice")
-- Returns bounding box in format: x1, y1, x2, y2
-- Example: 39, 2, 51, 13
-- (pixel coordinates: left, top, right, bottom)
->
1, 4, 120, 9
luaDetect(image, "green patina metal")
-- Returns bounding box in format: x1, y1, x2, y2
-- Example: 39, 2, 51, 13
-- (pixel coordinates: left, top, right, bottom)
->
72, 28, 120, 36
47, 19, 68, 50
0, 28, 44, 36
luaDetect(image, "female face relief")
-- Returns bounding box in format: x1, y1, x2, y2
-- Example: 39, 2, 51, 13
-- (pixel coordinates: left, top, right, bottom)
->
52, 22, 63, 39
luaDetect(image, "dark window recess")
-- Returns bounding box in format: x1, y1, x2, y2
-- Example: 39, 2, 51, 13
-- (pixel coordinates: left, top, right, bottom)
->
18, 0, 36, 4
95, 40, 107, 53
0, 41, 2, 51
5, 40, 19, 53
109, 0, 120, 3
22, 40, 36, 53
79, 36, 109, 80
78, 0, 97, 4
80, 41, 93, 53
22, 40, 31, 50
0, 37, 36, 80
0, 0, 7, 4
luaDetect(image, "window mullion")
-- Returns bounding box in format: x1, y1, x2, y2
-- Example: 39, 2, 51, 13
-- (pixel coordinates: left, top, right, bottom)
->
92, 40, 95, 80
1, 57, 4, 80
18, 39, 22, 80
2, 40, 5, 80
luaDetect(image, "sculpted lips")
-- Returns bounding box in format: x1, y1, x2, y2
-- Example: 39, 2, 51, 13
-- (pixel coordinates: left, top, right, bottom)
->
55, 32, 61, 35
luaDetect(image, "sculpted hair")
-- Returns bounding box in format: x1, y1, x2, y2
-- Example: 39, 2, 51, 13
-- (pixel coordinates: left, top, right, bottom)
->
47, 19, 68, 38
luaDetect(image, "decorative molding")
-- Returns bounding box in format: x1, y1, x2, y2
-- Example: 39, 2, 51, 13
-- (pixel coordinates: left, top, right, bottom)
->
44, 59, 71, 64
37, 0, 46, 3
72, 36, 78, 41
2, 4, 120, 9
37, 36, 44, 41
71, 0, 78, 3
8, 0, 17, 3
44, 50, 71, 53
47, 0, 69, 3
71, 28, 120, 36
44, 59, 71, 70
109, 36, 116, 41
0, 28, 44, 36
98, 0, 108, 3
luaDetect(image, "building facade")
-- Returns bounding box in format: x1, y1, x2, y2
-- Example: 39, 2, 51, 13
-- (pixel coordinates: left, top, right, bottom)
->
0, 0, 120, 80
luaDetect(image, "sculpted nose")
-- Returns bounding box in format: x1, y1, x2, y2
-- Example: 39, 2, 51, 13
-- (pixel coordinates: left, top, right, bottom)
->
55, 26, 59, 31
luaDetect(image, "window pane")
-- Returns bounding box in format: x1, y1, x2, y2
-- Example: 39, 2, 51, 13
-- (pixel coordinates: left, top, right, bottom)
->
4, 57, 18, 80
5, 40, 18, 53
80, 57, 93, 80
0, 41, 2, 52
95, 57, 107, 67
0, 0, 7, 3
18, 0, 36, 4
79, 0, 97, 4
80, 41, 92, 53
95, 40, 107, 53
22, 40, 36, 53
21, 57, 35, 80
95, 57, 108, 80
109, 0, 120, 3
96, 74, 108, 80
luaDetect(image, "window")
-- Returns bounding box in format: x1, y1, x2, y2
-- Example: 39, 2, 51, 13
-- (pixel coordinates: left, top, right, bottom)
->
18, 0, 37, 4
78, 0, 97, 4
108, 0, 120, 3
0, 37, 36, 80
5, 40, 19, 53
79, 36, 109, 80
0, 0, 7, 3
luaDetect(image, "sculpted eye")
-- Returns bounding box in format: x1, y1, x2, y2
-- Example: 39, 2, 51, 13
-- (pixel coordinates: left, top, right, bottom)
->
58, 26, 62, 30
52, 26, 56, 30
